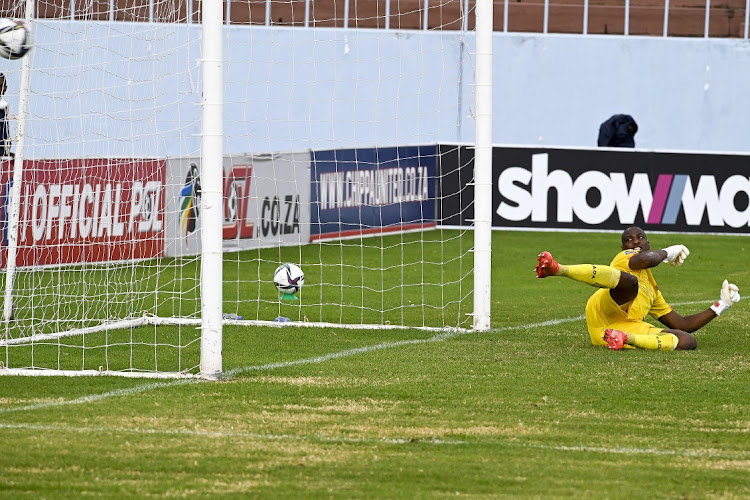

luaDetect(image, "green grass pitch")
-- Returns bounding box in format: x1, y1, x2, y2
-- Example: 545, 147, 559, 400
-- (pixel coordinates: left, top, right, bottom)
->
1, 230, 749, 497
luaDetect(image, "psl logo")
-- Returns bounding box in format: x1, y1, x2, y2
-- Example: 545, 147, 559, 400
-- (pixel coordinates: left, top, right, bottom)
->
179, 163, 201, 243
223, 165, 254, 239
179, 163, 255, 243
0, 178, 11, 246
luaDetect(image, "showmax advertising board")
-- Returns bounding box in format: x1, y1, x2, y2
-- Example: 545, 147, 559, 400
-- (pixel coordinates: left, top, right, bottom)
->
438, 146, 750, 234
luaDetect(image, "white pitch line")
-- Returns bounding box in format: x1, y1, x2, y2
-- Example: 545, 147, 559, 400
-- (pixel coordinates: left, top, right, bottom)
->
521, 442, 750, 459
0, 315, 586, 416
0, 299, 710, 417
0, 421, 746, 460
0, 422, 466, 445
0, 379, 199, 415
223, 315, 587, 378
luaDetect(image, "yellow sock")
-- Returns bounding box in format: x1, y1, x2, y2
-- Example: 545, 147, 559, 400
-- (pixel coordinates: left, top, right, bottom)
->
557, 264, 621, 289
626, 333, 679, 351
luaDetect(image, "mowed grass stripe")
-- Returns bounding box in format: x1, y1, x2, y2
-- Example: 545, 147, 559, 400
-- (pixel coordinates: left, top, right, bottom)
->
2, 421, 748, 461
0, 299, 710, 416
1, 314, 591, 415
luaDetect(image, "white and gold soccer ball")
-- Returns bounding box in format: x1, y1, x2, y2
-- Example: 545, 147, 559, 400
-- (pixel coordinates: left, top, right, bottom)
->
273, 263, 305, 295
0, 19, 32, 60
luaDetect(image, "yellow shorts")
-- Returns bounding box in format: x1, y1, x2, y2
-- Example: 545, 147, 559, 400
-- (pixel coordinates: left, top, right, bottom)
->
585, 289, 664, 346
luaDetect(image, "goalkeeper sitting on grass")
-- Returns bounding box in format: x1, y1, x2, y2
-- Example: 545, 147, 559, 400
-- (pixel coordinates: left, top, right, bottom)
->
535, 226, 740, 351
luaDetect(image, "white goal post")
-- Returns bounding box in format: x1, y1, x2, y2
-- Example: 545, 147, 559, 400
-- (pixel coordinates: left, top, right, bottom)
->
0, 0, 493, 378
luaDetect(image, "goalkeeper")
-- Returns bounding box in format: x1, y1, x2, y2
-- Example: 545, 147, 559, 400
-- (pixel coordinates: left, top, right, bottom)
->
535, 226, 740, 351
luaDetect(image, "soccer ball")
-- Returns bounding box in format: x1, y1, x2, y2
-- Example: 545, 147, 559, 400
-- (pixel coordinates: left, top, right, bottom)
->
273, 263, 305, 295
0, 19, 32, 60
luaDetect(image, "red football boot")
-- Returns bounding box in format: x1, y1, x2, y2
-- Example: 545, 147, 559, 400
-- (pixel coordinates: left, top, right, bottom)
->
602, 329, 628, 350
535, 251, 560, 278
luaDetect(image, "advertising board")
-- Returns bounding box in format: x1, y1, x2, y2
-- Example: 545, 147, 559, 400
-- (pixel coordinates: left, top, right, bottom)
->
439, 146, 750, 233
165, 153, 311, 256
1, 159, 165, 267
311, 146, 437, 240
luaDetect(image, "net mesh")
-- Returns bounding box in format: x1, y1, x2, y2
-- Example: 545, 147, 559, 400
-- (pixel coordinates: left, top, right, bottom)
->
0, 0, 478, 376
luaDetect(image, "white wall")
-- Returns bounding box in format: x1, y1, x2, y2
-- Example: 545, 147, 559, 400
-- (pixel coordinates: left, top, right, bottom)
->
221, 26, 465, 154
2, 21, 748, 157
486, 34, 750, 152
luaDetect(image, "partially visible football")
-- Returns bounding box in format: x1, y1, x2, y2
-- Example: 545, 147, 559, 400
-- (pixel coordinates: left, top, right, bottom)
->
273, 263, 304, 295
0, 19, 32, 60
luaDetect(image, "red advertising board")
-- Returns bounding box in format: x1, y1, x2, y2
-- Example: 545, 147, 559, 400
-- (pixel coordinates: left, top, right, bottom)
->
1, 159, 165, 268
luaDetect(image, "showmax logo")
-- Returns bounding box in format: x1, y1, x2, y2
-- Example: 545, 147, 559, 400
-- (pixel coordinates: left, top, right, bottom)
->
497, 153, 750, 228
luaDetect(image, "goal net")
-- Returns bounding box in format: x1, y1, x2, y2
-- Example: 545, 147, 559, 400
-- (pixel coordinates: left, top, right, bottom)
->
0, 0, 492, 378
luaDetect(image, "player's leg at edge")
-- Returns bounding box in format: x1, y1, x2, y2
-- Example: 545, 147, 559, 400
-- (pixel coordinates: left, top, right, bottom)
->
535, 251, 625, 290
603, 328, 694, 351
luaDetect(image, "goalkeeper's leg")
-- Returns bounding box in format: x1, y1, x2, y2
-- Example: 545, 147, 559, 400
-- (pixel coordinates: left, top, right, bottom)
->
535, 251, 638, 302
603, 328, 696, 351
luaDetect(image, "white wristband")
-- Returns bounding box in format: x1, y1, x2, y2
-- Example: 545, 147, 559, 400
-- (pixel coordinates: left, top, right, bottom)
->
710, 299, 731, 316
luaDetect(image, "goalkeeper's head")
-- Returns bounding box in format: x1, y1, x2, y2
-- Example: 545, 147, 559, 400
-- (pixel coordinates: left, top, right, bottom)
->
621, 226, 650, 252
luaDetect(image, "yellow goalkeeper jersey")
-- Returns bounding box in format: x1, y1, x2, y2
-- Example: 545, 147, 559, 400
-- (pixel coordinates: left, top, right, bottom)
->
610, 249, 673, 321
